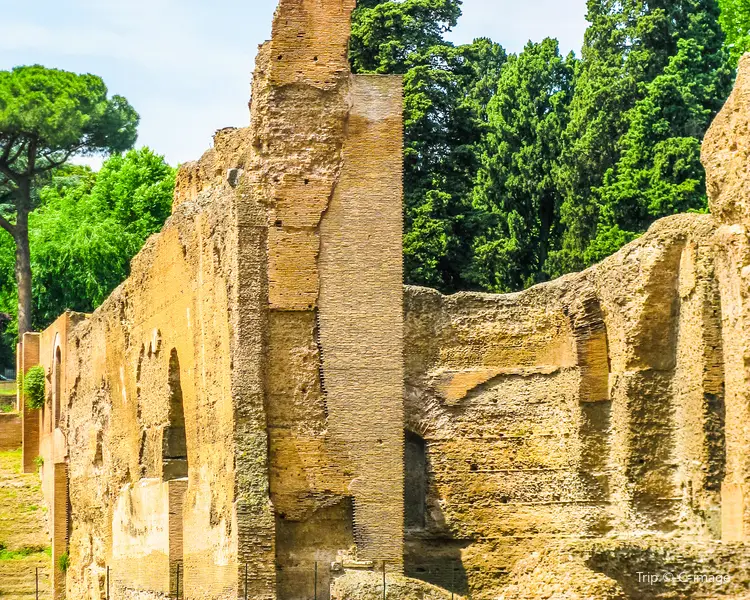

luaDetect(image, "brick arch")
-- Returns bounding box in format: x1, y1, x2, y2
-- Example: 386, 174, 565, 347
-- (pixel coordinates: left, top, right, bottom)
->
49, 332, 62, 434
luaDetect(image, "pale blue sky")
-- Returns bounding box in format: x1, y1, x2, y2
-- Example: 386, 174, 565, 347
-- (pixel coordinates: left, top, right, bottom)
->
0, 0, 588, 167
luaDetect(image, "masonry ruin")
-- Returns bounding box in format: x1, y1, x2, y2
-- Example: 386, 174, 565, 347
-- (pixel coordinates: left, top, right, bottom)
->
13, 0, 750, 598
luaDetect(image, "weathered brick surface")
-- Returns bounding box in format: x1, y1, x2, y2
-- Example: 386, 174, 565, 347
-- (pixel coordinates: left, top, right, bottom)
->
20, 332, 40, 475
0, 412, 21, 451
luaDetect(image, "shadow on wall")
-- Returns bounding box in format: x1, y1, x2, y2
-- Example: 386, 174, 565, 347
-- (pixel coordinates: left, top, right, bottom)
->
404, 429, 471, 596
276, 498, 356, 600
163, 349, 188, 481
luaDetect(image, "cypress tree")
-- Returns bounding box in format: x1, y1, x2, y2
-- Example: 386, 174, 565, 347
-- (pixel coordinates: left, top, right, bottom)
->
553, 0, 732, 274
469, 39, 576, 292
351, 0, 507, 292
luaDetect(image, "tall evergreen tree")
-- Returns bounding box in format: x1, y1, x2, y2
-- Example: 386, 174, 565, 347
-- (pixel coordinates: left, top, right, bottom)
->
351, 0, 506, 292
553, 0, 732, 275
469, 39, 576, 292
551, 1, 635, 275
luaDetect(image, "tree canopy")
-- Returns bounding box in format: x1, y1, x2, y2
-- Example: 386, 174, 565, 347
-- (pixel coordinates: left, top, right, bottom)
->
0, 148, 174, 329
719, 0, 750, 63
352, 0, 733, 292
351, 0, 507, 292
0, 66, 138, 163
555, 0, 732, 273
0, 65, 139, 336
470, 39, 576, 292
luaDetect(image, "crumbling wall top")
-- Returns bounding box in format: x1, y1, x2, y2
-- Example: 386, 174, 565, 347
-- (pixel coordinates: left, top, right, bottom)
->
267, 0, 355, 88
703, 54, 750, 226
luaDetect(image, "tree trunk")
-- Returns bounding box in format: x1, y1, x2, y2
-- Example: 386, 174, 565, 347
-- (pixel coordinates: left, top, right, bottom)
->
15, 205, 32, 339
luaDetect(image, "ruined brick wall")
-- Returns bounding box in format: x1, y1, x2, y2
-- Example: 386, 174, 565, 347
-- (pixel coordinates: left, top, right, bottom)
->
24, 2, 406, 600
59, 185, 248, 600
702, 54, 750, 545
20, 4, 750, 600
246, 3, 405, 599
20, 332, 40, 474
403, 210, 738, 598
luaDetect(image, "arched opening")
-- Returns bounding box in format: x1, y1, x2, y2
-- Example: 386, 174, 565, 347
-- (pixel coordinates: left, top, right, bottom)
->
566, 293, 612, 533
163, 349, 188, 481
54, 346, 62, 429
404, 430, 427, 530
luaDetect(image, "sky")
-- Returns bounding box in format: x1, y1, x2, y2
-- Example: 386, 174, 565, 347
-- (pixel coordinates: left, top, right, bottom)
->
0, 0, 588, 168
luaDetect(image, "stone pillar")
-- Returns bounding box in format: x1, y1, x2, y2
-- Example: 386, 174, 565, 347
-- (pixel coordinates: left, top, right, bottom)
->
701, 54, 750, 542
318, 74, 405, 565
21, 333, 41, 474
714, 227, 750, 542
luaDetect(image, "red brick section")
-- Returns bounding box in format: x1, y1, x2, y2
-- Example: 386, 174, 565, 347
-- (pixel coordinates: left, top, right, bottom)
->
51, 463, 68, 600
0, 413, 22, 451
20, 333, 41, 474
168, 480, 188, 596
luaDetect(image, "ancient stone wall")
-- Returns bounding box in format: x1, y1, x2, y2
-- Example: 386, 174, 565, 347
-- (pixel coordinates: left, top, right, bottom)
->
19, 2, 406, 600
20, 332, 40, 475
14, 4, 750, 600
62, 188, 242, 600
402, 210, 743, 598
702, 55, 750, 545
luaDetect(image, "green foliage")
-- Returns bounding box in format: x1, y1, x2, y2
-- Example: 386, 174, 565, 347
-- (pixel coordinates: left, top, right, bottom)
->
57, 552, 70, 572
350, 0, 462, 74
30, 148, 175, 325
22, 366, 45, 410
351, 0, 733, 291
33, 455, 44, 468
469, 39, 576, 292
0, 66, 138, 159
719, 0, 750, 63
553, 0, 732, 276
0, 149, 173, 368
0, 65, 139, 338
0, 544, 49, 561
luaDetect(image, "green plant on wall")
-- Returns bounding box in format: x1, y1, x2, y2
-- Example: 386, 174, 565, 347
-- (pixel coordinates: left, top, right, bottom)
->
23, 366, 45, 410
57, 552, 69, 572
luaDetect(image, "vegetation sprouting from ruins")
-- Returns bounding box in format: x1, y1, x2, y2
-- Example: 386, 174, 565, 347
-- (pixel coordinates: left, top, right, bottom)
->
0, 0, 749, 367
22, 366, 45, 410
